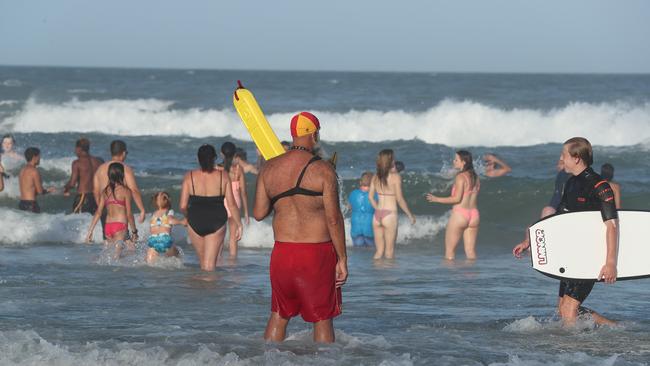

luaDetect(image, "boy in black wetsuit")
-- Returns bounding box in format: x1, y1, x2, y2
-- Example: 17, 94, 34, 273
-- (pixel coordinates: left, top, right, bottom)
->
513, 137, 618, 326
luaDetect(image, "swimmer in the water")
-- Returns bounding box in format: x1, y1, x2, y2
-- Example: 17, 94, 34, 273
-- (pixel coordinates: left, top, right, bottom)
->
483, 153, 511, 178
18, 147, 56, 213
222, 142, 249, 258
348, 172, 375, 247
86, 162, 138, 257
368, 149, 415, 259
426, 150, 480, 261
1, 134, 23, 168
234, 147, 258, 175
146, 191, 186, 264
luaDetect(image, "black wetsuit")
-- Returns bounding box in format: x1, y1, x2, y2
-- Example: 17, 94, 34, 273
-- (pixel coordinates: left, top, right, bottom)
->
556, 167, 618, 303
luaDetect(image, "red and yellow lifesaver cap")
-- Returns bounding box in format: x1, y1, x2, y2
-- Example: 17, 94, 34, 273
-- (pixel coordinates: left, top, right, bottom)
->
290, 112, 320, 137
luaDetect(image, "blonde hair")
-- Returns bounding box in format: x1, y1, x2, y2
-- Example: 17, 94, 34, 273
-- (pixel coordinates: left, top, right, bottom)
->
564, 137, 593, 166
151, 191, 171, 210
359, 172, 373, 187
375, 149, 394, 188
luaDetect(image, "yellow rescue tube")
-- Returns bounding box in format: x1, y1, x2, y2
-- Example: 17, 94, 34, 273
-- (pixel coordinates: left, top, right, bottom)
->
233, 81, 285, 160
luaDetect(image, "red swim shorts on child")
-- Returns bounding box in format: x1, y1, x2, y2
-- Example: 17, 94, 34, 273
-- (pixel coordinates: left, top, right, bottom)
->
270, 241, 342, 322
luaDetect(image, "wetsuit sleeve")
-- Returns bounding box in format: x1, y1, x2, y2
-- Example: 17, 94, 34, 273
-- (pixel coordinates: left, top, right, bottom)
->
593, 180, 618, 221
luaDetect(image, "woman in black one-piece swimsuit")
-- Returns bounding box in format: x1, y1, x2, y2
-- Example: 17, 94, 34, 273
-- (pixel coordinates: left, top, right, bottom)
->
180, 144, 243, 271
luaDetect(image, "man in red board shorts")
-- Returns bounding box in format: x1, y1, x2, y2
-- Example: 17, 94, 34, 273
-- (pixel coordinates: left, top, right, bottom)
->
254, 112, 348, 343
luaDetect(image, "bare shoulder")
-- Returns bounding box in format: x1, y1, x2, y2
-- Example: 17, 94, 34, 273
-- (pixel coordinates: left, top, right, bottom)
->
313, 159, 336, 179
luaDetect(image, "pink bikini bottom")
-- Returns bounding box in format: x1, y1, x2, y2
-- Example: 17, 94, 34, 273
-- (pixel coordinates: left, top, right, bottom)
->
452, 206, 480, 224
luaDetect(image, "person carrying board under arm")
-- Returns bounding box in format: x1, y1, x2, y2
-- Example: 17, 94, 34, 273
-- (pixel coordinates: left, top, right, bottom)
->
513, 137, 618, 326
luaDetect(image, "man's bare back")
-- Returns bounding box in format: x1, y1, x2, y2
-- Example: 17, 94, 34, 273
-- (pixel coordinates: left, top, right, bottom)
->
67, 155, 103, 194
256, 151, 339, 243
19, 165, 41, 201
93, 160, 145, 222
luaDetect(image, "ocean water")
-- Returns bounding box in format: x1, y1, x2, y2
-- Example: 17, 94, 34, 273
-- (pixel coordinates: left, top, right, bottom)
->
1, 66, 649, 365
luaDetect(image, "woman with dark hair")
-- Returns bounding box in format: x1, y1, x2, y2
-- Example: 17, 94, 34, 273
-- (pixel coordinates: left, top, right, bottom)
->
221, 142, 249, 258
426, 150, 480, 261
180, 144, 242, 271
86, 162, 137, 257
368, 149, 415, 259
601, 163, 621, 209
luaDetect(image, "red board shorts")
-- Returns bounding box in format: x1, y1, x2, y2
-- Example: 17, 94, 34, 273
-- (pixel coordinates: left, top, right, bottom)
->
270, 241, 342, 323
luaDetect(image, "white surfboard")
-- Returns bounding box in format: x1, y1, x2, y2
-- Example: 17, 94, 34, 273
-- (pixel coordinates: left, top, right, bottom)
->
528, 210, 650, 281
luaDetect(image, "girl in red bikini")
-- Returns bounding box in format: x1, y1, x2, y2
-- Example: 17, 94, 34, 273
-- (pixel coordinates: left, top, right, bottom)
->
368, 149, 416, 259
426, 150, 480, 261
86, 162, 137, 256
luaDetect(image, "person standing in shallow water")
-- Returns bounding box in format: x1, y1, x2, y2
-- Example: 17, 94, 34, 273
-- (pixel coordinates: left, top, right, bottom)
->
513, 137, 618, 326
180, 144, 242, 271
18, 147, 56, 213
64, 138, 103, 214
426, 150, 480, 261
221, 142, 249, 258
368, 149, 416, 259
254, 112, 347, 343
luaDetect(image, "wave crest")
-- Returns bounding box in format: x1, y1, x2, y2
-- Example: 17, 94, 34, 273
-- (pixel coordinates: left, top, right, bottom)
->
3, 98, 649, 146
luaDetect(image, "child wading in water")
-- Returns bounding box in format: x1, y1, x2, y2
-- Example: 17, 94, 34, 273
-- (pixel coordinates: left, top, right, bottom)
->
86, 162, 137, 257
146, 191, 186, 263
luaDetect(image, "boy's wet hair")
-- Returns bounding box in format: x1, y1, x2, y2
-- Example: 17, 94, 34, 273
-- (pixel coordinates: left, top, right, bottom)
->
152, 191, 171, 210
359, 172, 373, 187
76, 138, 90, 153
110, 140, 127, 157
564, 137, 593, 166
395, 161, 405, 173
24, 147, 40, 162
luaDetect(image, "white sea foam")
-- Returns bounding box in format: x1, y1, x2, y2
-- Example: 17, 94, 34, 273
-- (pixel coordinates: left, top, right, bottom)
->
3, 98, 650, 147
0, 99, 19, 107
0, 209, 443, 247
489, 353, 625, 366
0, 329, 415, 366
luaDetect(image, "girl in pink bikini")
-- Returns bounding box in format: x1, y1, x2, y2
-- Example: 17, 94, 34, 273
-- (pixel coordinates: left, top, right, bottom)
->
221, 142, 249, 258
426, 150, 480, 261
86, 163, 137, 256
369, 149, 416, 259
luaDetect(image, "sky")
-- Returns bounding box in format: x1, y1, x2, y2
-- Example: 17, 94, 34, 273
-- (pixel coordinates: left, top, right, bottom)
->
0, 0, 648, 73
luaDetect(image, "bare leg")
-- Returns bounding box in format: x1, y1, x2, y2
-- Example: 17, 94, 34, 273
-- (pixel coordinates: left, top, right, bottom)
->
165, 246, 179, 257
558, 296, 617, 327
382, 213, 398, 259
200, 226, 227, 271
146, 248, 158, 264
264, 312, 290, 342
462, 222, 479, 260
313, 319, 335, 343
187, 226, 205, 265
444, 213, 467, 260
227, 217, 238, 258
372, 219, 385, 259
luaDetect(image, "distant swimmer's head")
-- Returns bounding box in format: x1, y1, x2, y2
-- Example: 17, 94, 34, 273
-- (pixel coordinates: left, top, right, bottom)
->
562, 137, 592, 174
601, 163, 614, 181
359, 171, 373, 188
234, 147, 248, 162
376, 149, 394, 187
152, 191, 172, 210
75, 138, 90, 155
220, 141, 236, 172
2, 134, 15, 153
394, 161, 405, 173
290, 112, 320, 148
110, 140, 128, 161
24, 147, 40, 165
197, 144, 217, 173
